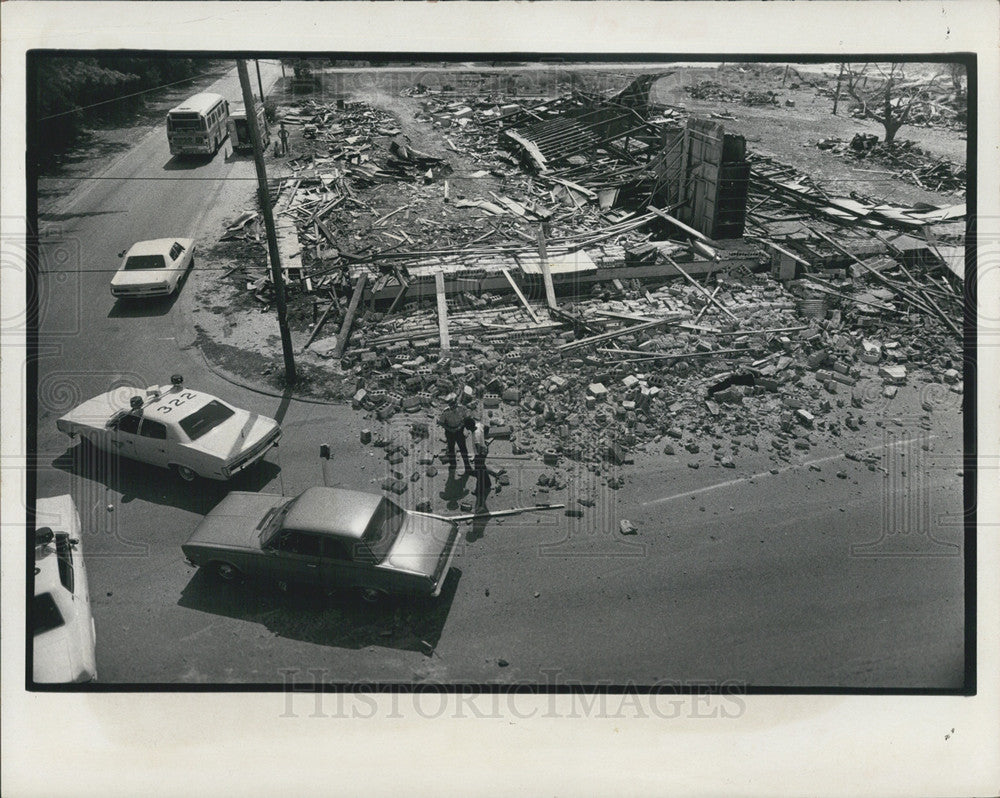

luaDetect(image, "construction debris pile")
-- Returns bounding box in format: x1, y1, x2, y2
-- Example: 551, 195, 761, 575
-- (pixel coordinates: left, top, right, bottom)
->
747, 152, 967, 234
813, 136, 966, 196
684, 80, 781, 107
210, 70, 965, 488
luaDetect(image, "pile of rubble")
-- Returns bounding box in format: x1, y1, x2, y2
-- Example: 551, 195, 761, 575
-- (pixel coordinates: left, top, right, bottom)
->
210, 73, 965, 491
684, 80, 780, 107
813, 135, 966, 196
310, 260, 962, 481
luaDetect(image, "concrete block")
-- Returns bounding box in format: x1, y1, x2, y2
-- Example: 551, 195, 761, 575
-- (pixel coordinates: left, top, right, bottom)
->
879, 364, 908, 385
588, 383, 608, 400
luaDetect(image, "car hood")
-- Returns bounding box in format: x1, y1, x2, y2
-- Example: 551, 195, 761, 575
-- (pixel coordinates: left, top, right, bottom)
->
184, 492, 285, 550
384, 514, 458, 579
187, 413, 280, 462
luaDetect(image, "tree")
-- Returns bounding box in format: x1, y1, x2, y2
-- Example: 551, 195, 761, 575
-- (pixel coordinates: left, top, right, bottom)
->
34, 56, 204, 164
841, 63, 948, 145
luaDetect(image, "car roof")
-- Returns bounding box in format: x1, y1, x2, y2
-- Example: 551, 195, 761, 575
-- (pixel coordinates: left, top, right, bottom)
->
126, 239, 192, 257
282, 487, 385, 540
59, 384, 220, 425
144, 386, 217, 417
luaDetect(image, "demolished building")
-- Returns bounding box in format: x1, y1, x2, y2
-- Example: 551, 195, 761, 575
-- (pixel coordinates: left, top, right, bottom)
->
217, 70, 966, 480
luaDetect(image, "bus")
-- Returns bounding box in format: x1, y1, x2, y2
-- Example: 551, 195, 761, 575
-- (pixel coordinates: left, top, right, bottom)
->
226, 100, 269, 153
166, 93, 230, 156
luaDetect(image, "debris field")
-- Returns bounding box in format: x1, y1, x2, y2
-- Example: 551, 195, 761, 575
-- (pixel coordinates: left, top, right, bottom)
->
206, 66, 966, 501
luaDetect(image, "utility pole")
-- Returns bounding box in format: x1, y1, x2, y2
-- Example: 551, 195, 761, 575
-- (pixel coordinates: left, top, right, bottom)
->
255, 60, 266, 104
237, 59, 296, 384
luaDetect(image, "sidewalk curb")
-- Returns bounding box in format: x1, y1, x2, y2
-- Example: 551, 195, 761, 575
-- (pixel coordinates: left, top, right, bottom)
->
196, 346, 341, 407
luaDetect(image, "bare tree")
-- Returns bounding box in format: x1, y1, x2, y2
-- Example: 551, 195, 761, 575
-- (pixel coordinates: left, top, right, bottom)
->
841, 63, 948, 144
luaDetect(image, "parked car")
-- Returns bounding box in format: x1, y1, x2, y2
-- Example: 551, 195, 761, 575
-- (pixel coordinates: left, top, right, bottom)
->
110, 238, 194, 299
33, 495, 97, 683
56, 375, 281, 481
182, 486, 461, 601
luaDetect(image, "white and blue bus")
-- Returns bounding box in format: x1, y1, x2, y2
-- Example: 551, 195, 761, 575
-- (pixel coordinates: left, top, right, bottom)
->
166, 93, 230, 156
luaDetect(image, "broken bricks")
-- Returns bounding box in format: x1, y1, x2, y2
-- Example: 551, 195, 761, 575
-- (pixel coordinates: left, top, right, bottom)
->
878, 364, 908, 385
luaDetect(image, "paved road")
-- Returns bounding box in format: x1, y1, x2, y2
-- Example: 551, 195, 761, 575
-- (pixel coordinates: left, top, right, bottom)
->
31, 64, 965, 687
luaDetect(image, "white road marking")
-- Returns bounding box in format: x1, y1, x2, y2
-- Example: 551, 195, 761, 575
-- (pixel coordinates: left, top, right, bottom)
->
642, 435, 939, 507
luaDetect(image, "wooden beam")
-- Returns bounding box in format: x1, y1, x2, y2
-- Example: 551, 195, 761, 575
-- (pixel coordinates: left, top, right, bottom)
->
501, 268, 541, 323
662, 254, 740, 323
558, 313, 690, 351
332, 274, 367, 359
647, 205, 717, 246
536, 224, 558, 309
385, 278, 409, 316
434, 271, 450, 351
301, 291, 340, 351
596, 346, 750, 360
503, 129, 548, 172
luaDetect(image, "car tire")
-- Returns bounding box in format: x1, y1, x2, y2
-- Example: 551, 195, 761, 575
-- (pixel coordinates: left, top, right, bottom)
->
214, 561, 242, 582
358, 587, 387, 604
175, 464, 198, 482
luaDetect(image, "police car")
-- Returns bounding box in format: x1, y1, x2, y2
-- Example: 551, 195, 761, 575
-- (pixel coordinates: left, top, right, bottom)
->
56, 375, 281, 481
33, 495, 97, 683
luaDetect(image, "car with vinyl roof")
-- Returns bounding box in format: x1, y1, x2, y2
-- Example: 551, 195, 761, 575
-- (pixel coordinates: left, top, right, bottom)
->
182, 486, 461, 601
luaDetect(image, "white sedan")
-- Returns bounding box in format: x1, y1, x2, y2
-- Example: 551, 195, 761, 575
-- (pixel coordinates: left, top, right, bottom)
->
110, 238, 194, 299
33, 495, 97, 683
56, 375, 281, 481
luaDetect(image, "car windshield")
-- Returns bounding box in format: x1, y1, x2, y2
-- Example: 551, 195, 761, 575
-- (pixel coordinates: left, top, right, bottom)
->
178, 400, 236, 440
360, 498, 406, 562
259, 499, 294, 547
32, 591, 65, 636
124, 255, 166, 271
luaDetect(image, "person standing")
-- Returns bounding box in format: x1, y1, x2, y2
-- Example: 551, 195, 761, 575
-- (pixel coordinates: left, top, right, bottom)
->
466, 417, 495, 514
278, 122, 289, 156
438, 397, 472, 473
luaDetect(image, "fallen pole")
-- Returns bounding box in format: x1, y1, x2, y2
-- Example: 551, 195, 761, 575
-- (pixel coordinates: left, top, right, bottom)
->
412, 504, 566, 523
597, 346, 750, 360
332, 273, 367, 359
501, 267, 541, 323
301, 292, 339, 351
647, 205, 717, 246
663, 254, 740, 322
809, 227, 941, 319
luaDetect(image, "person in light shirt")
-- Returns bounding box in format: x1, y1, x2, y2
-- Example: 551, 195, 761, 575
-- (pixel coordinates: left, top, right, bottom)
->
465, 417, 497, 514
438, 397, 472, 473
